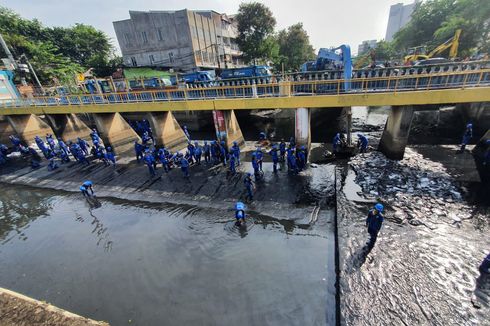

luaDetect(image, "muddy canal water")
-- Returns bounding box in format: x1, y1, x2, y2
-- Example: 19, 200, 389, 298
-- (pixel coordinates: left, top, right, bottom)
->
0, 184, 336, 326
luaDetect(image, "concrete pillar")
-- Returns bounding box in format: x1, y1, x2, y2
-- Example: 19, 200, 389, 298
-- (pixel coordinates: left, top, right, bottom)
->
295, 108, 311, 158
213, 110, 245, 149
472, 129, 490, 184
46, 114, 93, 142
378, 106, 415, 160
7, 114, 54, 145
146, 111, 188, 151
345, 107, 352, 145
0, 117, 15, 144
92, 112, 141, 155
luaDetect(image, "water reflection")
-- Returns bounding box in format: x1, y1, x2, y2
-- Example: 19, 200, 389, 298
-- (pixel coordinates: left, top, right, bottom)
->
0, 184, 53, 243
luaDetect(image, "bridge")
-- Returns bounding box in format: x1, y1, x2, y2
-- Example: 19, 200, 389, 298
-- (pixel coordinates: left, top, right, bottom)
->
1, 68, 489, 163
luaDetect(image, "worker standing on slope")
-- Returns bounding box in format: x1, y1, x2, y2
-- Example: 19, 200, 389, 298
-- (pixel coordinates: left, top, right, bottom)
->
357, 134, 369, 153
460, 123, 473, 152
366, 203, 384, 250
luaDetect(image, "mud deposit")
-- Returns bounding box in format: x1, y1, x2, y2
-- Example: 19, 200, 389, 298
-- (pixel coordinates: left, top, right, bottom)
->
337, 148, 490, 326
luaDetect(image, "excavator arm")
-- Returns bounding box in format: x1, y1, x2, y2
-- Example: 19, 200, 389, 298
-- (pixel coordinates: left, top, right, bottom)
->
428, 29, 461, 59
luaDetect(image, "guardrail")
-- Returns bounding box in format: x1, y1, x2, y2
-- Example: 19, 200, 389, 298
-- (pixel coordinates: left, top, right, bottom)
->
2, 69, 490, 108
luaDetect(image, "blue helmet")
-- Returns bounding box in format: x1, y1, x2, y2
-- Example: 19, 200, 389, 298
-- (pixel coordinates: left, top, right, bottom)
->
233, 141, 237, 145
236, 211, 244, 219
194, 141, 198, 145
467, 123, 473, 128
235, 202, 245, 210
357, 133, 363, 138
246, 172, 252, 176
374, 203, 384, 212
107, 146, 111, 151
80, 185, 86, 191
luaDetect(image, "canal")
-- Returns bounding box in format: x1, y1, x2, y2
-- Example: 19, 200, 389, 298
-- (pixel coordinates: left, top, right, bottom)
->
0, 183, 336, 325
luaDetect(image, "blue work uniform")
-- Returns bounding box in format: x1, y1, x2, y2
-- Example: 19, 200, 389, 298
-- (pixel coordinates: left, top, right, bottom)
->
194, 145, 202, 164
366, 209, 384, 249
279, 142, 286, 161
269, 146, 279, 173
231, 143, 241, 165
229, 155, 236, 174
144, 153, 156, 176
333, 133, 341, 153
357, 135, 368, 153
255, 149, 263, 171
180, 157, 190, 177
203, 142, 211, 163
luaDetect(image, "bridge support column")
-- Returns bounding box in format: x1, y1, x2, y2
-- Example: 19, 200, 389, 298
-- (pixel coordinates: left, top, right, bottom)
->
46, 114, 93, 143
92, 113, 141, 155
378, 106, 415, 160
146, 111, 188, 151
213, 110, 245, 148
7, 114, 54, 145
0, 117, 15, 144
472, 130, 490, 184
295, 108, 311, 159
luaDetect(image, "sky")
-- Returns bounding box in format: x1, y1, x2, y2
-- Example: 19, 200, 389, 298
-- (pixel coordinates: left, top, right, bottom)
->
2, 0, 416, 55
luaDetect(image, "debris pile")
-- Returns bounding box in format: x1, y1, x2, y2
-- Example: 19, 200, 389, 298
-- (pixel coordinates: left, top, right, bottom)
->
349, 148, 472, 226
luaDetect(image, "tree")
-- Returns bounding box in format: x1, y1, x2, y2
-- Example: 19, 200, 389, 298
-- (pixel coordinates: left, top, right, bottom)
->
393, 0, 490, 58
235, 2, 277, 63
0, 6, 115, 84
275, 23, 315, 71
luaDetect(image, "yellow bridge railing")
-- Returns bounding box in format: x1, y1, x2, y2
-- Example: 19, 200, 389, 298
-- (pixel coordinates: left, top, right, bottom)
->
2, 69, 490, 109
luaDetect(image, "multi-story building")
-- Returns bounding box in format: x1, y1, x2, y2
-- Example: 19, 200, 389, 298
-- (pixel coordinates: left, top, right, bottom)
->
385, 1, 419, 42
357, 40, 377, 55
113, 10, 244, 71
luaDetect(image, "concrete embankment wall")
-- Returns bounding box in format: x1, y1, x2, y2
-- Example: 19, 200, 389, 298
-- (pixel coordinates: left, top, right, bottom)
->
0, 287, 109, 326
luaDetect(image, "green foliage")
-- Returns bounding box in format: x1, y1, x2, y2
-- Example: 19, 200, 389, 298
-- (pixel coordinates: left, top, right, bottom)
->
0, 6, 115, 85
275, 23, 315, 71
393, 0, 490, 58
235, 2, 277, 63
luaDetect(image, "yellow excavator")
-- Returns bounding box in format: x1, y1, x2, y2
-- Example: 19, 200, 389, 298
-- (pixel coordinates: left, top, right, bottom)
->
404, 29, 462, 64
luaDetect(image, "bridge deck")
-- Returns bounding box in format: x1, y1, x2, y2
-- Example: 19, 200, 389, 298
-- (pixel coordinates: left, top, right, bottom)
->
1, 69, 490, 115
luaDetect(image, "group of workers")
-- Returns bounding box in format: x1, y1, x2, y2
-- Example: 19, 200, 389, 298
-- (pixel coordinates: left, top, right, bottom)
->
332, 132, 369, 154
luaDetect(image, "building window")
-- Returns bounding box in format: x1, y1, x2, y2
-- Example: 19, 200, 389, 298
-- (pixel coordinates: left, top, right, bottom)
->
124, 33, 130, 45
169, 52, 174, 63
131, 57, 137, 67
157, 29, 163, 41
149, 55, 155, 64
141, 31, 148, 44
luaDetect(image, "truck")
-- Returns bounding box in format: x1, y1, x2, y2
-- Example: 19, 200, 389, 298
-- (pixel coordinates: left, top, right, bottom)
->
219, 65, 272, 80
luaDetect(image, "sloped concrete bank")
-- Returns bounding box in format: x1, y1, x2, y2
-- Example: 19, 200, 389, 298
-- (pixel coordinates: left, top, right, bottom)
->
0, 287, 108, 326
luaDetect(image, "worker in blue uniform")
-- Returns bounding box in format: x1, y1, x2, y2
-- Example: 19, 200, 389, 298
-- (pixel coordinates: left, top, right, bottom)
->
82, 180, 95, 196
460, 123, 473, 152
183, 125, 191, 140
187, 141, 195, 164
289, 136, 295, 148
48, 157, 58, 170
357, 134, 369, 153
134, 141, 144, 162
366, 203, 384, 249
251, 154, 260, 180
203, 141, 211, 163
80, 185, 90, 197
58, 139, 70, 156
297, 146, 306, 171
220, 141, 228, 166
229, 154, 236, 175
259, 131, 266, 141
211, 141, 219, 165
77, 149, 90, 165
244, 173, 254, 201
269, 144, 279, 173
90, 129, 100, 144
287, 148, 298, 174
105, 146, 116, 167
231, 141, 240, 165
255, 147, 263, 172
34, 136, 48, 157
180, 154, 190, 177
158, 148, 170, 172
333, 133, 341, 154
279, 139, 286, 162
9, 135, 22, 151
235, 202, 246, 226
76, 138, 88, 155
194, 141, 202, 165
144, 151, 156, 176
46, 134, 55, 151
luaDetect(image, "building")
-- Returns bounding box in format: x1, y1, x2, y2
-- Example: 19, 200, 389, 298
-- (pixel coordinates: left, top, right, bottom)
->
113, 10, 244, 71
385, 1, 419, 42
357, 40, 377, 55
